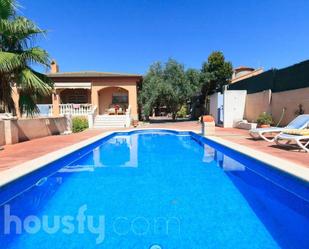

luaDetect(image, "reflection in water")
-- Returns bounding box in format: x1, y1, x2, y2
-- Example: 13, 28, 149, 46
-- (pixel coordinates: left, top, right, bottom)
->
221, 155, 245, 171
0, 132, 308, 249
59, 165, 95, 172
199, 137, 308, 249
202, 144, 216, 163
202, 143, 245, 171
62, 134, 139, 172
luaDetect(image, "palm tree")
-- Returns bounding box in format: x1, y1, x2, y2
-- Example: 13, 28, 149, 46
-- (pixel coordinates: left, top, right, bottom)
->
0, 0, 53, 116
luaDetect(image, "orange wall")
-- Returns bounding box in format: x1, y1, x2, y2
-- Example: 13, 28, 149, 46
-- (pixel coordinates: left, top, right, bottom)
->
50, 76, 140, 119
5, 117, 67, 144
91, 77, 139, 119
244, 87, 309, 126
271, 87, 309, 126
231, 68, 263, 83
98, 87, 128, 114
0, 121, 5, 146
244, 90, 271, 122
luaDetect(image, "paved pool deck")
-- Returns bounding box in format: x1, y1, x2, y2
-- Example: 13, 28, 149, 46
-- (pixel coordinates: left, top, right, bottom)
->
0, 121, 308, 173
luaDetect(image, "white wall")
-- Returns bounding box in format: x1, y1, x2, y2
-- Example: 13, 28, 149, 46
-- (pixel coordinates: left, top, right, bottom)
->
209, 92, 223, 125
209, 93, 218, 123
223, 90, 247, 128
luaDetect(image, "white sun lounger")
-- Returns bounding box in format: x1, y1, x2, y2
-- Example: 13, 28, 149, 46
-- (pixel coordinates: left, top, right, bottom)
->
249, 114, 309, 142
275, 133, 309, 153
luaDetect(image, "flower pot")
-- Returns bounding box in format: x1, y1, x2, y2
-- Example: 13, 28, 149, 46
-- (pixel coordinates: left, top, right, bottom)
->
202, 115, 214, 123
201, 116, 215, 136
132, 120, 139, 127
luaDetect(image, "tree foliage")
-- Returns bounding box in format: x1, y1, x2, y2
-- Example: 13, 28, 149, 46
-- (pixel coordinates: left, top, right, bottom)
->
139, 59, 201, 120
185, 68, 202, 96
140, 53, 232, 120
0, 0, 53, 115
201, 51, 233, 96
186, 51, 233, 117
138, 62, 163, 118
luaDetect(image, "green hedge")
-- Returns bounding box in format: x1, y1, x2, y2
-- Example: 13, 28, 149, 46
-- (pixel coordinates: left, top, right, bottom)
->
72, 116, 88, 133
273, 60, 309, 92
228, 60, 309, 93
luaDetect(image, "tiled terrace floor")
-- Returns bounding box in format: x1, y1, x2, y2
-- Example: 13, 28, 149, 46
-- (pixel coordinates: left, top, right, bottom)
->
0, 121, 308, 172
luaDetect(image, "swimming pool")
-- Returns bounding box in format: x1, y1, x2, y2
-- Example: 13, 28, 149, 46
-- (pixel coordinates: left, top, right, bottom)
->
0, 130, 308, 248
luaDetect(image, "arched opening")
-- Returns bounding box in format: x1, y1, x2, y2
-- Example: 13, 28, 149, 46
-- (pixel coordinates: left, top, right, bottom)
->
98, 87, 129, 115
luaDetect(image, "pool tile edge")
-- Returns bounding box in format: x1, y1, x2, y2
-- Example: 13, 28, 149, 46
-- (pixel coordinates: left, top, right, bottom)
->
0, 131, 116, 187
205, 135, 309, 183
0, 128, 308, 187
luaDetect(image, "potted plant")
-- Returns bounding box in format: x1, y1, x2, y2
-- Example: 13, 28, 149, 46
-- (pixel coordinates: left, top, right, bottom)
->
132, 119, 139, 127
200, 115, 215, 136
200, 115, 214, 123
256, 112, 273, 128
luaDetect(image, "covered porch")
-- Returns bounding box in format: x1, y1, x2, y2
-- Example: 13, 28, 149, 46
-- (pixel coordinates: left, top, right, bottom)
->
98, 86, 130, 115
50, 82, 94, 116
39, 83, 136, 121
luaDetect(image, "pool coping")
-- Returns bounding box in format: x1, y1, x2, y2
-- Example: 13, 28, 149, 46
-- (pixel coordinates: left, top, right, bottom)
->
0, 128, 308, 187
205, 135, 309, 182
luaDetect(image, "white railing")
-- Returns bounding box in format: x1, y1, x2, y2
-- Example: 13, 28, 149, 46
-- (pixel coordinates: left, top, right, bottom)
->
87, 105, 97, 128
60, 104, 93, 116
125, 105, 132, 127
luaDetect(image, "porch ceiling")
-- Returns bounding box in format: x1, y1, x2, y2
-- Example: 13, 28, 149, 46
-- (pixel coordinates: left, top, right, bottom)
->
54, 82, 91, 89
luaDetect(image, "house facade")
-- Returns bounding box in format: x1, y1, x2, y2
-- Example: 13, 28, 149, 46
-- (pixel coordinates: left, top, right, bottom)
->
231, 66, 263, 83
11, 61, 142, 127
48, 61, 141, 119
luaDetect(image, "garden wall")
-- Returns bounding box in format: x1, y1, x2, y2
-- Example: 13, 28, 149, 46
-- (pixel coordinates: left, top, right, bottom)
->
3, 117, 67, 144
0, 121, 5, 146
271, 87, 309, 126
228, 59, 309, 126
209, 92, 222, 124
244, 87, 309, 126
244, 90, 271, 122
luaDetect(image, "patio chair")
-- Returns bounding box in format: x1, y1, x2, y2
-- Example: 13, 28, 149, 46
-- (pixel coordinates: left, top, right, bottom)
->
117, 108, 124, 115
107, 107, 116, 115
249, 114, 309, 142
274, 130, 309, 153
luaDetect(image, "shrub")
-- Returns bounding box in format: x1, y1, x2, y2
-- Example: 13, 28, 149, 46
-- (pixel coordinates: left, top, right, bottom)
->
72, 116, 88, 133
256, 112, 273, 125
177, 105, 188, 118
295, 104, 305, 116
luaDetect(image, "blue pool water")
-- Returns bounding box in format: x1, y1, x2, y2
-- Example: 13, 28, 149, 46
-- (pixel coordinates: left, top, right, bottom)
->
0, 130, 308, 249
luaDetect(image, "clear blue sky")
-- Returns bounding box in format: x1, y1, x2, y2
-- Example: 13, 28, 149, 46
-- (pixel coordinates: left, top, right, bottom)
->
20, 0, 309, 74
